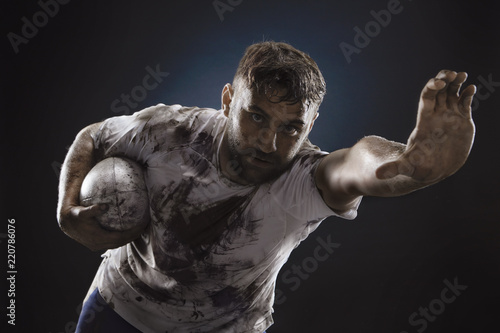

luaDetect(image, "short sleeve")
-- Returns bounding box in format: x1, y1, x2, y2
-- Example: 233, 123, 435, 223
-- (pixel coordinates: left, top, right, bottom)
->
92, 104, 174, 163
270, 148, 362, 224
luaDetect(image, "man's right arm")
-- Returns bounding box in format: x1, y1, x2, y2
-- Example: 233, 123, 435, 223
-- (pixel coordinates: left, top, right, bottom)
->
56, 122, 145, 251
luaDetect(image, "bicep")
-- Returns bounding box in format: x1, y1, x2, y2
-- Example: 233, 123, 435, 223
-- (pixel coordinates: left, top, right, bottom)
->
93, 113, 155, 162
73, 122, 105, 163
58, 122, 105, 210
314, 148, 363, 215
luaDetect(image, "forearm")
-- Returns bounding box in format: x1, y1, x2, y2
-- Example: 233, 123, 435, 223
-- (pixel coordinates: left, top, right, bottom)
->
57, 123, 102, 231
342, 135, 431, 197
56, 122, 148, 251
318, 70, 475, 211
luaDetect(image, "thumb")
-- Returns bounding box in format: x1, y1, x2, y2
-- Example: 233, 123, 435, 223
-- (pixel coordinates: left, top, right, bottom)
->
78, 203, 109, 218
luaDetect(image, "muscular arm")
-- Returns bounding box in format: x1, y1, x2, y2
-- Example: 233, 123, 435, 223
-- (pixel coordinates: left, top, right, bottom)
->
57, 123, 144, 251
315, 70, 476, 213
315, 136, 426, 213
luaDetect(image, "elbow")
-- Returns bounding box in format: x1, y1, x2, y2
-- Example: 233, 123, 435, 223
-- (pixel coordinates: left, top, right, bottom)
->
56, 200, 74, 236
56, 205, 68, 233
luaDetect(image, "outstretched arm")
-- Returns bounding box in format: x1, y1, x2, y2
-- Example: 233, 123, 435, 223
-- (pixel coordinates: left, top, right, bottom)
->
57, 123, 145, 251
315, 70, 476, 214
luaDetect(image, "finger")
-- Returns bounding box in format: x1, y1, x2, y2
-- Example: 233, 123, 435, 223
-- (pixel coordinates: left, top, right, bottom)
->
105, 224, 147, 249
458, 84, 477, 117
435, 69, 458, 83
436, 70, 457, 107
420, 78, 446, 113
448, 72, 468, 97
78, 204, 109, 218
436, 69, 451, 79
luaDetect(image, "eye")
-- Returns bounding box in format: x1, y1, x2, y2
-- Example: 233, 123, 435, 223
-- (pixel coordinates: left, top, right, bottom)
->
281, 124, 299, 135
284, 126, 298, 135
251, 113, 264, 123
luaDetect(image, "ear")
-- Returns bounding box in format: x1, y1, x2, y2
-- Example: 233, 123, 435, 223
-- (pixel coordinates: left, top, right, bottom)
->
221, 84, 234, 117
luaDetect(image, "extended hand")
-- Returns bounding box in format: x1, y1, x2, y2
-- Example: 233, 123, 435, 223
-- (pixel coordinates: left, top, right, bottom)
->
376, 70, 476, 183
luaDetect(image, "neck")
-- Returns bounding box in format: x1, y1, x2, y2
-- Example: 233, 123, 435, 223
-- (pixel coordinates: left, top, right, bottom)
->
218, 132, 250, 185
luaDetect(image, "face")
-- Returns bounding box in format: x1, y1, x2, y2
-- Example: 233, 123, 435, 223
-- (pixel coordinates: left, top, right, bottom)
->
220, 83, 318, 185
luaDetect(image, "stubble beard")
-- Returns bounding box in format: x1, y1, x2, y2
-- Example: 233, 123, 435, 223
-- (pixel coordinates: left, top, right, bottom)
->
226, 130, 289, 185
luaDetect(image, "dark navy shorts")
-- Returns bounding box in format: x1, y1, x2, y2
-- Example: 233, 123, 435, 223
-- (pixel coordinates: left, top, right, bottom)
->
76, 288, 267, 333
75, 289, 141, 333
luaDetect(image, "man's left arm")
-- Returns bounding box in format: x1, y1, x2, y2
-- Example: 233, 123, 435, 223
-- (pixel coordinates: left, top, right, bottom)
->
315, 70, 476, 214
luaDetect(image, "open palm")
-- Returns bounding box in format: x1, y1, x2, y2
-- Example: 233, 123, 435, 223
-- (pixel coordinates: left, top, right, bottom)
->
376, 70, 476, 183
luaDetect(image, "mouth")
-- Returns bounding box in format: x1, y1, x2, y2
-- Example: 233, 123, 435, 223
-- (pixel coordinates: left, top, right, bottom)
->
247, 156, 273, 168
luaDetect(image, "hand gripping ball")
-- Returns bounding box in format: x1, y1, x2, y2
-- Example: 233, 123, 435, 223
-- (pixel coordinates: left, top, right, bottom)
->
79, 157, 150, 231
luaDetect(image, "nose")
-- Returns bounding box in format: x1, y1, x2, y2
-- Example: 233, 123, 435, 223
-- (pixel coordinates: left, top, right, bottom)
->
257, 128, 277, 153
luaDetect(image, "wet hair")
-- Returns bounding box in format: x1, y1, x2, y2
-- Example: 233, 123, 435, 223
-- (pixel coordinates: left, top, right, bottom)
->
232, 41, 326, 112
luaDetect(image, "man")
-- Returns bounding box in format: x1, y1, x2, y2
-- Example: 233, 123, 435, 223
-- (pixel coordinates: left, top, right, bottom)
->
57, 41, 476, 332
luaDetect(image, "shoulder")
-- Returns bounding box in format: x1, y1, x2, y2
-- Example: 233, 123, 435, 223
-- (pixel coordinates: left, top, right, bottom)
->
268, 139, 328, 206
136, 104, 223, 127
94, 104, 225, 156
129, 104, 225, 142
294, 138, 329, 167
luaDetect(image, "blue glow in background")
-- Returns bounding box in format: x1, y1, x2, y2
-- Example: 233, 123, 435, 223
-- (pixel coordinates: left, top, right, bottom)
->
2, 0, 499, 332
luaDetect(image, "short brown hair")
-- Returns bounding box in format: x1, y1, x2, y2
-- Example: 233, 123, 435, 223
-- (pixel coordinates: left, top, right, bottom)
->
233, 41, 326, 112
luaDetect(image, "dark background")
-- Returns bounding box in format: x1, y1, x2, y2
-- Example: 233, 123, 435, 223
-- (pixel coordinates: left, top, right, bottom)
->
2, 0, 499, 332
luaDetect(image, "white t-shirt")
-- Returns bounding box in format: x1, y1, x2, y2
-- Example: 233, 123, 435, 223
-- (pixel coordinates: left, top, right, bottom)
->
87, 104, 360, 333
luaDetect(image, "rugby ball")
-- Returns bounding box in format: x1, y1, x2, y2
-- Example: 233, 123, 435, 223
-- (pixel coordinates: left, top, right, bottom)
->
79, 157, 150, 231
